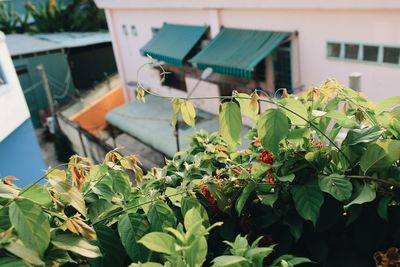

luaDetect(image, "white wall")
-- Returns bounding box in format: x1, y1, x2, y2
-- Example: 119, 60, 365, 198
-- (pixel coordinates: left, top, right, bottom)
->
104, 7, 400, 106
0, 32, 31, 141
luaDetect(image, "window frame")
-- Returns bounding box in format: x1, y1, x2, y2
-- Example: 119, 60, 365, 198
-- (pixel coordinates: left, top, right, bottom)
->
326, 41, 400, 67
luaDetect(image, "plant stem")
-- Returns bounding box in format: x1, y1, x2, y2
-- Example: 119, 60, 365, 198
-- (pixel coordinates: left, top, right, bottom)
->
93, 191, 187, 225
18, 163, 69, 196
347, 175, 400, 188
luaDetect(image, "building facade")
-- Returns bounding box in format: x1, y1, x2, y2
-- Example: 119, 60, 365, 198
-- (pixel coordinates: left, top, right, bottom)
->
0, 32, 45, 187
96, 0, 400, 106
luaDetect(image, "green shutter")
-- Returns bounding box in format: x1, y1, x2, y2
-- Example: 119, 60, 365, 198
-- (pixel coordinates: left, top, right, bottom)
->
141, 23, 208, 66
190, 28, 290, 79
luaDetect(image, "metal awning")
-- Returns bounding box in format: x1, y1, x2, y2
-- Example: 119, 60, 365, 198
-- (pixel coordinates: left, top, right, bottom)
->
140, 23, 208, 66
190, 28, 290, 79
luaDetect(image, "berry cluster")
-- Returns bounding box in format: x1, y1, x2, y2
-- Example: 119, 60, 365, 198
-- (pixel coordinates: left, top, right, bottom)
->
200, 185, 218, 211
258, 149, 276, 184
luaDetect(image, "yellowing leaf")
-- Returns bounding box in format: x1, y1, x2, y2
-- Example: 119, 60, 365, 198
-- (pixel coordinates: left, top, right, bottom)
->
235, 93, 258, 121
171, 98, 181, 127
219, 102, 242, 151
282, 88, 289, 98
181, 101, 196, 128
136, 87, 145, 102
250, 92, 260, 113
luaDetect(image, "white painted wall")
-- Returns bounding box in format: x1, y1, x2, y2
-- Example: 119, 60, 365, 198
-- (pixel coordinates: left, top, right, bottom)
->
0, 32, 31, 142
98, 4, 400, 106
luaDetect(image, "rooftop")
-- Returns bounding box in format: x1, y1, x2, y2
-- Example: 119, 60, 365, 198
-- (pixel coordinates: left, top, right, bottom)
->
5, 32, 112, 56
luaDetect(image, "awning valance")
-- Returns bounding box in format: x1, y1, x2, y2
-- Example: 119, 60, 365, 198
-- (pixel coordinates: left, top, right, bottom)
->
140, 23, 208, 66
190, 28, 290, 79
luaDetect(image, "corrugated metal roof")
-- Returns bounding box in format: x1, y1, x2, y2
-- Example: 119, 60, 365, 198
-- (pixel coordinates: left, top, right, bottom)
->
5, 32, 112, 56
35, 32, 112, 48
106, 95, 250, 158
5, 34, 64, 56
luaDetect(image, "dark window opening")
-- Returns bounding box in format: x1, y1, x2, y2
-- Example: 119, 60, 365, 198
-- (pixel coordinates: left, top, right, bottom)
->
383, 47, 400, 64
160, 67, 187, 92
274, 45, 292, 93
344, 44, 359, 60
327, 43, 341, 58
16, 66, 29, 76
363, 45, 379, 62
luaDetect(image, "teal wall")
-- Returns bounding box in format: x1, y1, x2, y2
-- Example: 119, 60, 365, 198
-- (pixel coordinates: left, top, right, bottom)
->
13, 51, 74, 127
0, 119, 45, 187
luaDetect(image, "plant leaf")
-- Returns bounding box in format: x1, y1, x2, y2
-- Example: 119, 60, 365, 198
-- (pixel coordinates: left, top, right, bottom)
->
257, 109, 289, 155
360, 140, 400, 173
236, 181, 256, 215
219, 102, 243, 150
4, 240, 44, 266
342, 126, 383, 146
110, 170, 131, 199
290, 182, 324, 226
325, 111, 358, 128
344, 183, 376, 210
375, 96, 400, 114
138, 232, 176, 255
9, 199, 50, 257
52, 233, 102, 258
118, 213, 150, 262
181, 101, 196, 128
211, 255, 249, 266
171, 98, 181, 127
148, 201, 176, 232
20, 184, 52, 207
319, 174, 353, 202
282, 98, 308, 125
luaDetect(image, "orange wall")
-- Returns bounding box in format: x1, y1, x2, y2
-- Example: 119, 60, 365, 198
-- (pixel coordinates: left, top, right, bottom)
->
70, 86, 124, 136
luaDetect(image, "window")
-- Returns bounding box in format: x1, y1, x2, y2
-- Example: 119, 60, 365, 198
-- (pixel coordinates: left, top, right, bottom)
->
383, 47, 400, 64
0, 66, 6, 85
327, 43, 341, 58
160, 68, 187, 92
363, 45, 379, 62
344, 44, 359, 60
151, 27, 160, 36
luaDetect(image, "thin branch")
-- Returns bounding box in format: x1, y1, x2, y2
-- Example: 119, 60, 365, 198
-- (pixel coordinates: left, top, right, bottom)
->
348, 175, 400, 188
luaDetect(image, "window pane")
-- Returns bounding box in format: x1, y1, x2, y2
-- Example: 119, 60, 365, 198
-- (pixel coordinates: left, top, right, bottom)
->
0, 67, 5, 85
327, 43, 341, 58
344, 44, 359, 59
363, 45, 379, 62
383, 47, 400, 64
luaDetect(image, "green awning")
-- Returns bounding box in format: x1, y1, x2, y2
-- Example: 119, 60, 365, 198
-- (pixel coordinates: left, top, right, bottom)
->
140, 23, 208, 66
190, 28, 290, 79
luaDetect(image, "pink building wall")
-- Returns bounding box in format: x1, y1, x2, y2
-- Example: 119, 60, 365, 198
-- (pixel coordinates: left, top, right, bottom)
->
97, 2, 400, 106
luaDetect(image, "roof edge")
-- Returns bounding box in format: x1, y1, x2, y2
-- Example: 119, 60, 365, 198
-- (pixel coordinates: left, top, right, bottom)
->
94, 0, 400, 10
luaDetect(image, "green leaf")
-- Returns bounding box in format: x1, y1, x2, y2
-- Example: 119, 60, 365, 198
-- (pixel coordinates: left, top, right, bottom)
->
20, 184, 52, 207
219, 102, 243, 150
375, 96, 400, 114
282, 98, 308, 125
251, 163, 270, 178
165, 187, 182, 204
9, 199, 50, 257
257, 109, 289, 155
325, 111, 358, 128
275, 173, 295, 182
236, 181, 256, 215
259, 193, 278, 208
118, 213, 150, 262
91, 225, 126, 267
148, 201, 176, 232
360, 140, 400, 173
291, 182, 324, 226
171, 98, 181, 127
92, 183, 114, 202
184, 207, 203, 231
319, 174, 353, 202
208, 183, 230, 213
344, 183, 376, 209
52, 233, 102, 258
211, 255, 249, 266
0, 257, 30, 267
129, 263, 164, 267
187, 236, 208, 266
110, 170, 131, 199
181, 197, 209, 226
138, 232, 176, 255
245, 247, 274, 264
0, 206, 11, 230
181, 101, 196, 127
342, 126, 382, 146
284, 216, 303, 241
4, 240, 44, 266
271, 255, 312, 266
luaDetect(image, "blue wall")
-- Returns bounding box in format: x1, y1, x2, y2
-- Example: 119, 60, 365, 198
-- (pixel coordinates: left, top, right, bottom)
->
0, 119, 45, 187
